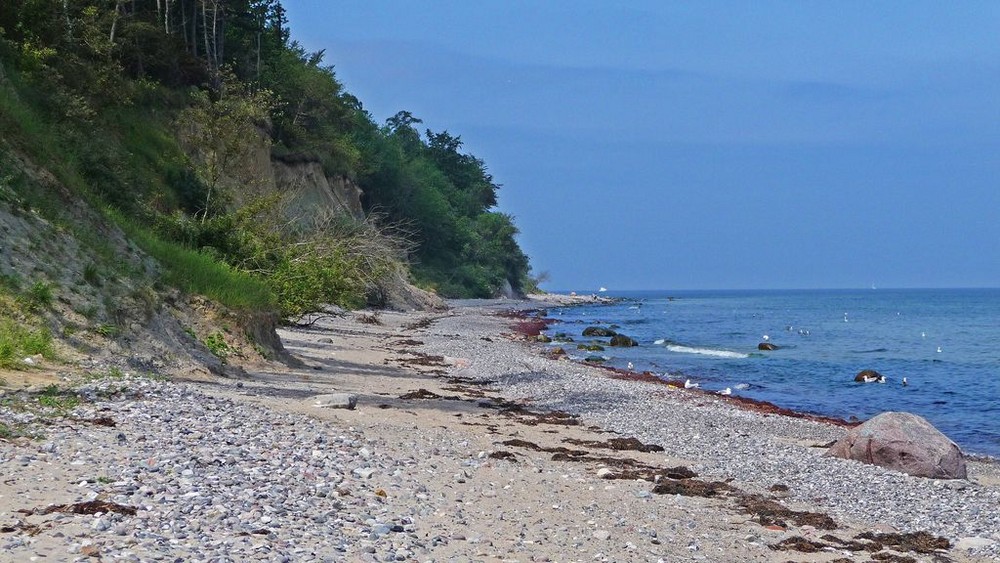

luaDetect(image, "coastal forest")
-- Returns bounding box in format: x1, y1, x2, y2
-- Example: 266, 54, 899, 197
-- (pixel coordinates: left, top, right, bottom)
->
0, 0, 533, 368
0, 0, 536, 366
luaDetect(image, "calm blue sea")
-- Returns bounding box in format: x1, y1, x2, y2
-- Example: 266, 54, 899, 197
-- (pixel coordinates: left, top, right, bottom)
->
544, 289, 1000, 458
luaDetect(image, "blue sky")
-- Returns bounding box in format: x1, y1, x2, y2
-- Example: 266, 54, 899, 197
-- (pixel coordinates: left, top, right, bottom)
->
283, 1, 1000, 291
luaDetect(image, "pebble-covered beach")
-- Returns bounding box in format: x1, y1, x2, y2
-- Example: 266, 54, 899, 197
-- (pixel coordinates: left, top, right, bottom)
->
2, 298, 999, 562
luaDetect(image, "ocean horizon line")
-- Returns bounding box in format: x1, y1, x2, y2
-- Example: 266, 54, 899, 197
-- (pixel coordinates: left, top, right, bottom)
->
549, 286, 1000, 294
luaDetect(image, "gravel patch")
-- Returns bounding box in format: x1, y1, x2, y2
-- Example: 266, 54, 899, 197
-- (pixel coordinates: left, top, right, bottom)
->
1, 378, 426, 562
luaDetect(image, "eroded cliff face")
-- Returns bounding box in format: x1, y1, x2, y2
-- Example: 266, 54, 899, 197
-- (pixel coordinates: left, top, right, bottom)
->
182, 125, 365, 228
269, 157, 364, 226
182, 128, 444, 312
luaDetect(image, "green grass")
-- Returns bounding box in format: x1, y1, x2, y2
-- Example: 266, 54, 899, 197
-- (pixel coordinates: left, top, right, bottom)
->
83, 263, 101, 286
93, 323, 119, 338
0, 77, 90, 219
116, 214, 277, 312
0, 422, 33, 440
203, 331, 232, 359
2, 64, 276, 314
77, 366, 164, 397
0, 316, 55, 369
0, 274, 20, 291
36, 384, 80, 413
24, 281, 53, 309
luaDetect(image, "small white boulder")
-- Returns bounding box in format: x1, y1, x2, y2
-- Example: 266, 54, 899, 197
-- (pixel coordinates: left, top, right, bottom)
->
312, 393, 358, 410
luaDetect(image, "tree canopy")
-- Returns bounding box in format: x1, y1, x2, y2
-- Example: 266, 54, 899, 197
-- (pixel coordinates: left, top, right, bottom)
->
0, 0, 534, 303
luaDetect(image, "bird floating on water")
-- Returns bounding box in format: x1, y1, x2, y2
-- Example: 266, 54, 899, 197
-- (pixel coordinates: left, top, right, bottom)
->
627, 362, 634, 371
937, 346, 942, 353
718, 387, 732, 396
762, 334, 770, 341
902, 377, 908, 386
684, 379, 699, 389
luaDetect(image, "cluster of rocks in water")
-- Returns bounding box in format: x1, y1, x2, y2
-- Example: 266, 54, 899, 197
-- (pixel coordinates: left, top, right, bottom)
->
535, 325, 639, 364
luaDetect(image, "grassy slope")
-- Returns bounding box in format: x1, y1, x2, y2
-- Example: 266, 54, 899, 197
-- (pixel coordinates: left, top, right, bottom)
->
0, 65, 279, 377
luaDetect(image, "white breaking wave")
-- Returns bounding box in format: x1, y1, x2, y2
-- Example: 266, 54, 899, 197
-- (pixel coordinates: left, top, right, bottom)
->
664, 344, 749, 359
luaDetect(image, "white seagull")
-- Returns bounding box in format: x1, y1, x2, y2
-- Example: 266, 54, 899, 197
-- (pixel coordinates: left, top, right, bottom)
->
627, 362, 634, 371
718, 387, 732, 396
684, 379, 699, 389
902, 377, 909, 386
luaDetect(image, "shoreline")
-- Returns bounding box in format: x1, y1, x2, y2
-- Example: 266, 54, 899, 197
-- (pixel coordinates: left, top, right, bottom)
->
1, 298, 999, 561
513, 300, 866, 431
542, 297, 1000, 463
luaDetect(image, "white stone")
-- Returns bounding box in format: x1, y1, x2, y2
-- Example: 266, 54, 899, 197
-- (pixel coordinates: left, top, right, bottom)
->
955, 537, 995, 551
312, 393, 358, 410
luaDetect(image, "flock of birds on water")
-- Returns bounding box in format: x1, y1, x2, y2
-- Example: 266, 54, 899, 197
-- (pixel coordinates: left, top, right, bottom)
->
621, 326, 925, 395
581, 296, 944, 397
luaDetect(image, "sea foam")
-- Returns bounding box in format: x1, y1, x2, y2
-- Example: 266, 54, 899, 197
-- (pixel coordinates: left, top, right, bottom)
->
664, 344, 749, 359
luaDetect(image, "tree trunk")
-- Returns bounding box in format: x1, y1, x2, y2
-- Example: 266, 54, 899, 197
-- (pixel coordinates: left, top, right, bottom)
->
62, 0, 72, 42
215, 2, 224, 79
109, 0, 123, 44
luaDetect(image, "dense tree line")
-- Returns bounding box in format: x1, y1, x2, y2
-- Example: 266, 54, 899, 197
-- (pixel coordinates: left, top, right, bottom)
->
0, 0, 532, 304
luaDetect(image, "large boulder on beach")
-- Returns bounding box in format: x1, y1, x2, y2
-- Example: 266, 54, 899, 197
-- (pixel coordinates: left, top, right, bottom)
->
825, 412, 967, 479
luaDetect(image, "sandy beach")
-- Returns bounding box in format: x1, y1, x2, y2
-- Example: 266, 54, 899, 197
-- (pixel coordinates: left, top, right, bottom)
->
2, 296, 999, 562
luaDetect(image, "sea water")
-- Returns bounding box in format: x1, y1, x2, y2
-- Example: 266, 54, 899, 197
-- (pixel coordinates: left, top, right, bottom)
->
545, 289, 1000, 457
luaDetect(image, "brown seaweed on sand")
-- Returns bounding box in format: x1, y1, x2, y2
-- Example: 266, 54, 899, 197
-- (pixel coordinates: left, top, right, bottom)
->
398, 388, 461, 401
26, 500, 138, 516
564, 436, 664, 452
769, 530, 952, 562
738, 494, 837, 530
651, 479, 732, 497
